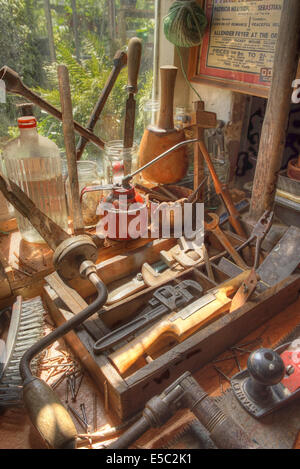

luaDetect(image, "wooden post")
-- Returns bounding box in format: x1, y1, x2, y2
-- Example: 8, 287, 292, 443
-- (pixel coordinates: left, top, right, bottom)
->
57, 65, 84, 235
249, 0, 300, 221
43, 0, 56, 63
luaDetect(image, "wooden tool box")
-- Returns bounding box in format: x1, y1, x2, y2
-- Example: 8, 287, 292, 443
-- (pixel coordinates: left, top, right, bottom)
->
42, 233, 300, 421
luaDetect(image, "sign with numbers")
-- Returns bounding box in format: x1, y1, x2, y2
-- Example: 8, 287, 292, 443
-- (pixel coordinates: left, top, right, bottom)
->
188, 0, 284, 97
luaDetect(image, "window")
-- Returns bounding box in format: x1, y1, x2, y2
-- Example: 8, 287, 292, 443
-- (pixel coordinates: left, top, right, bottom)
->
0, 0, 156, 162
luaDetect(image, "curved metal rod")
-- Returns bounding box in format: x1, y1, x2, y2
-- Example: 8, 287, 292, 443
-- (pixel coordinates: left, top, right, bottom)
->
20, 271, 108, 384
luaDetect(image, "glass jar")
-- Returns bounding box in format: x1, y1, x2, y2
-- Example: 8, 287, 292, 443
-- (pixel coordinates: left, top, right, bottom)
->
66, 161, 103, 229
0, 156, 14, 223
2, 116, 68, 243
174, 106, 191, 130
104, 141, 138, 184
143, 100, 160, 129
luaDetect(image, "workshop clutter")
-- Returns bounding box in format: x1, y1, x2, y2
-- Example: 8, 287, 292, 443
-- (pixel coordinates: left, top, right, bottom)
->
0, 26, 300, 451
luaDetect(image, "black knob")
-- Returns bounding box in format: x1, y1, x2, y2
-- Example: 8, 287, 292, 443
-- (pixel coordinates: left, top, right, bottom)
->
245, 348, 285, 403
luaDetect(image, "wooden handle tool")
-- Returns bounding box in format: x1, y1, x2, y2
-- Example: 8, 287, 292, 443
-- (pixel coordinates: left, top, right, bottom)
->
138, 66, 188, 184
76, 50, 127, 159
123, 37, 142, 175
109, 270, 252, 375
57, 64, 84, 235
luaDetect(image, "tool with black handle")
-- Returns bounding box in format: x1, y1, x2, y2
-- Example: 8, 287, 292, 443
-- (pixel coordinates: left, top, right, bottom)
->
123, 37, 142, 175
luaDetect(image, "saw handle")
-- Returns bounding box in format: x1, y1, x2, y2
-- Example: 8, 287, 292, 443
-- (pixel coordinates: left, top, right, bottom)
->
109, 271, 251, 375
127, 37, 142, 94
157, 66, 178, 130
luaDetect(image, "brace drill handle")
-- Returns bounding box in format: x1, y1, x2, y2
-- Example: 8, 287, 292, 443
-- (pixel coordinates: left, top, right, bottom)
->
107, 372, 259, 449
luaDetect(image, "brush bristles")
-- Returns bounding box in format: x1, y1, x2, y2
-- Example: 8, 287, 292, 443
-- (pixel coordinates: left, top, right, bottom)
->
0, 297, 46, 407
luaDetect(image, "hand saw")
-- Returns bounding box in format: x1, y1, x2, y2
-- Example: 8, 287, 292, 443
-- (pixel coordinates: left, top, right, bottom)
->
109, 270, 253, 375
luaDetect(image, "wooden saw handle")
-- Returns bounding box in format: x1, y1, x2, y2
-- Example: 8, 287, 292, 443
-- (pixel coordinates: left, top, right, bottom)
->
109, 270, 252, 375
157, 66, 178, 130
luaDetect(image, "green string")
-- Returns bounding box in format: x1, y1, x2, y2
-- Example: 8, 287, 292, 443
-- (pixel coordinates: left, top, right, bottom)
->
163, 0, 207, 101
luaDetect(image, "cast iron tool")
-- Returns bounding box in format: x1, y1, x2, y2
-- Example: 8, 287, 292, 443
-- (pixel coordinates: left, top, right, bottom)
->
93, 280, 203, 354
106, 371, 258, 449
230, 340, 300, 418
236, 209, 274, 270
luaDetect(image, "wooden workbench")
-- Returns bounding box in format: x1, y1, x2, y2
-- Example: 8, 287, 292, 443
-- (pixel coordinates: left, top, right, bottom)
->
0, 294, 299, 449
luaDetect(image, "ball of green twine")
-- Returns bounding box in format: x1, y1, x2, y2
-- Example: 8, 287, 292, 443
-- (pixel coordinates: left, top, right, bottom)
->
163, 0, 207, 48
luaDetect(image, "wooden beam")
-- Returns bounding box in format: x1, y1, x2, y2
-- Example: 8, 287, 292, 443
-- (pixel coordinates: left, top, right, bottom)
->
249, 0, 300, 221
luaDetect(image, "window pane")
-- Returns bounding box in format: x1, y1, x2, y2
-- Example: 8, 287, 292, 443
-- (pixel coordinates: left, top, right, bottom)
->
0, 0, 155, 162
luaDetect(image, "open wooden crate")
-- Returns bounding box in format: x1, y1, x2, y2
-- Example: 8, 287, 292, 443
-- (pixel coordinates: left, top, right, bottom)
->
42, 232, 300, 421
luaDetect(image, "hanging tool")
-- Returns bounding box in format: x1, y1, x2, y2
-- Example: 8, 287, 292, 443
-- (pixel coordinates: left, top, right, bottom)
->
76, 50, 127, 159
109, 270, 252, 375
57, 64, 84, 234
139, 65, 188, 184
0, 66, 104, 151
107, 371, 258, 449
204, 213, 248, 270
94, 280, 203, 354
123, 37, 142, 175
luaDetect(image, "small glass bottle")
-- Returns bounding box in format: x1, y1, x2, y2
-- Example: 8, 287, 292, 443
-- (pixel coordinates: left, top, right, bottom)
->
104, 141, 138, 185
66, 161, 103, 228
3, 116, 68, 243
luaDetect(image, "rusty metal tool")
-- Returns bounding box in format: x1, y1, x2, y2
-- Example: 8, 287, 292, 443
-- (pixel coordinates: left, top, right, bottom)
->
57, 64, 84, 234
76, 50, 127, 159
94, 281, 203, 354
198, 140, 246, 238
172, 235, 204, 268
205, 213, 248, 270
123, 37, 142, 175
236, 210, 274, 270
107, 372, 258, 449
0, 66, 105, 151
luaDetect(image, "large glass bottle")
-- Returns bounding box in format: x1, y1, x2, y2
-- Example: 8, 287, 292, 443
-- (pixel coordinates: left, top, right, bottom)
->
3, 116, 68, 243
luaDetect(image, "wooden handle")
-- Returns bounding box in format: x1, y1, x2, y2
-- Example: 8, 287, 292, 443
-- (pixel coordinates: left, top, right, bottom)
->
217, 270, 252, 299
127, 37, 142, 93
57, 64, 84, 235
158, 65, 178, 130
109, 319, 173, 375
